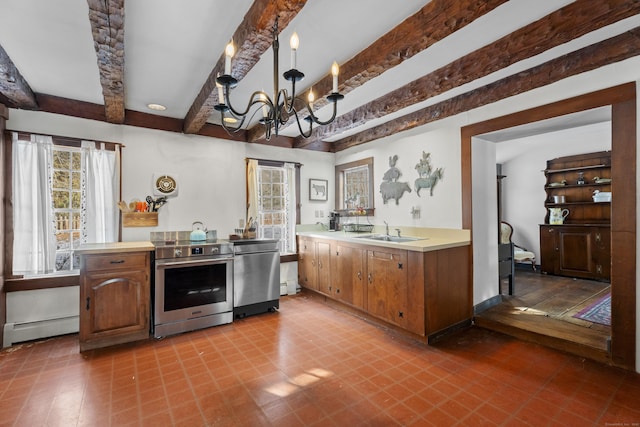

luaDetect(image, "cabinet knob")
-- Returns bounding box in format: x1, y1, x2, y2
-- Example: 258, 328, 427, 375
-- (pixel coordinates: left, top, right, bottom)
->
595, 233, 601, 243
368, 273, 372, 284
86, 297, 91, 311
357, 271, 362, 280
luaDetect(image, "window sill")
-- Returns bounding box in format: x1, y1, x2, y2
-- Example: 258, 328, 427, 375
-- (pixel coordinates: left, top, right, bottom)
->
5, 274, 80, 292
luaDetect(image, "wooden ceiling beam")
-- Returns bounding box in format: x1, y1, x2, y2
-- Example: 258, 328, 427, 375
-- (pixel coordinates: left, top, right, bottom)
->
304, 0, 640, 149
248, 0, 507, 144
0, 44, 38, 109
87, 0, 126, 124
332, 27, 640, 152
183, 0, 308, 135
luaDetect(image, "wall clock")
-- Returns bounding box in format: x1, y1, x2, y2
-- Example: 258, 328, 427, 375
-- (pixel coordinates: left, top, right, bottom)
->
153, 173, 179, 197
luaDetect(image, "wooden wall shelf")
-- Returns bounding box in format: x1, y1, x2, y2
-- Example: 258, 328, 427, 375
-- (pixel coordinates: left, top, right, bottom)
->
122, 212, 158, 227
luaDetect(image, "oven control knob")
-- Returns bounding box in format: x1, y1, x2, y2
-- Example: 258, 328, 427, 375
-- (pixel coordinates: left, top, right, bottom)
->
174, 248, 182, 257
211, 247, 219, 253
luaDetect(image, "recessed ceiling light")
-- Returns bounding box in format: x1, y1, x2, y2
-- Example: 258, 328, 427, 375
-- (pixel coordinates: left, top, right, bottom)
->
147, 103, 166, 111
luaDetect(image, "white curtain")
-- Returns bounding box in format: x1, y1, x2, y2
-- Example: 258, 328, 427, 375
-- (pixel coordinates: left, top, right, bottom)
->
81, 141, 120, 243
12, 133, 57, 274
285, 162, 297, 253
246, 159, 259, 227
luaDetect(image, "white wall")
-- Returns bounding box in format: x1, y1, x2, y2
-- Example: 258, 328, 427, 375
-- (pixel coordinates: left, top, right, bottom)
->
471, 139, 499, 305
335, 126, 462, 229
493, 122, 612, 260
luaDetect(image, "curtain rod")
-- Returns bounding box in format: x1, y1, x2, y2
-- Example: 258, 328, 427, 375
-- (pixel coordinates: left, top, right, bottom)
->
8, 130, 124, 149
246, 157, 303, 167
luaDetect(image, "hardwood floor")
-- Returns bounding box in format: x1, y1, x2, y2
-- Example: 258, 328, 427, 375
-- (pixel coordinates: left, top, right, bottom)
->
475, 267, 612, 364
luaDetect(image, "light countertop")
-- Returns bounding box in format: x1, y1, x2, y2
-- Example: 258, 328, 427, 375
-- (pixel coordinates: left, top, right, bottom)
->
76, 241, 155, 255
296, 226, 470, 252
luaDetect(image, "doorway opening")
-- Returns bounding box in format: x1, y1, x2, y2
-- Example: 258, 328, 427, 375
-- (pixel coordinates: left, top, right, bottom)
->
461, 83, 636, 370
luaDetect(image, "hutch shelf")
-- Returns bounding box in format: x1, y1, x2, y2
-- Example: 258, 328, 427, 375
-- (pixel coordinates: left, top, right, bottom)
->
540, 151, 611, 282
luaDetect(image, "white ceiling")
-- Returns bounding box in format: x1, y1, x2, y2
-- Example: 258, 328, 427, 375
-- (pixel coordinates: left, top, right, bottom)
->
0, 0, 638, 142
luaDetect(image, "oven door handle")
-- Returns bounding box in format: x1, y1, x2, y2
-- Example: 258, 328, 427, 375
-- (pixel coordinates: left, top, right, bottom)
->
156, 257, 233, 269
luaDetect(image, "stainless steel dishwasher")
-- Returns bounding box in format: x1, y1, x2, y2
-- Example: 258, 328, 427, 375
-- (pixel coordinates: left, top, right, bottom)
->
232, 239, 280, 318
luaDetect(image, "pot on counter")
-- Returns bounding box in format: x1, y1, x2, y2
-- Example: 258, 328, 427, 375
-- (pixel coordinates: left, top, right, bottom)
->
190, 221, 207, 241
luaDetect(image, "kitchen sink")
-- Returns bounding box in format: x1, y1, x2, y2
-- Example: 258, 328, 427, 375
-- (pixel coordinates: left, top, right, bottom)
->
354, 234, 425, 243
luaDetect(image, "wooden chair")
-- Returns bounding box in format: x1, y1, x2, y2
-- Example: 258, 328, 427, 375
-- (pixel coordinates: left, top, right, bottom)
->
499, 222, 536, 295
500, 222, 536, 271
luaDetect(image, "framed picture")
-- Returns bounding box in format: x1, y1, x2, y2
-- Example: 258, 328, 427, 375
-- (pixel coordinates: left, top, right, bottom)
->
309, 179, 328, 201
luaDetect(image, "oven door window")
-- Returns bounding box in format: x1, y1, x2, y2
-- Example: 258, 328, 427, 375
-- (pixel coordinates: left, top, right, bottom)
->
164, 263, 228, 311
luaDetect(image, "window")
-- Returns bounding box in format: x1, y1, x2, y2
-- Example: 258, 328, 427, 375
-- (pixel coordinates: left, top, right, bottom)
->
7, 131, 121, 282
52, 147, 82, 271
247, 159, 300, 255
335, 157, 375, 216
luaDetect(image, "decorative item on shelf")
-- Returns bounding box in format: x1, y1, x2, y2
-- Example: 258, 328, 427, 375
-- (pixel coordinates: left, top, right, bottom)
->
548, 180, 567, 187
549, 207, 569, 225
214, 16, 343, 141
309, 178, 328, 201
592, 190, 612, 203
380, 155, 411, 205
414, 151, 444, 197
577, 172, 585, 185
552, 195, 566, 204
593, 177, 612, 184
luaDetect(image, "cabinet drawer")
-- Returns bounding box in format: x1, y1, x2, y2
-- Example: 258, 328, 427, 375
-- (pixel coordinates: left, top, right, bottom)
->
84, 252, 148, 272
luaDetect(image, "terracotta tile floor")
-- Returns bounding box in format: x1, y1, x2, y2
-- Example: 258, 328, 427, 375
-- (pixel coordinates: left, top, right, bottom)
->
1, 292, 639, 426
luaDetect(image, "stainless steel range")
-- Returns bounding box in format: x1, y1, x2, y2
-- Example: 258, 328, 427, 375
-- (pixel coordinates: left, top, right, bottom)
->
151, 231, 233, 338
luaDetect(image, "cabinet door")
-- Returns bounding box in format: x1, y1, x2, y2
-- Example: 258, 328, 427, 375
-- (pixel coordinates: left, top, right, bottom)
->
366, 249, 408, 327
557, 227, 595, 279
333, 244, 365, 308
316, 241, 332, 295
80, 269, 149, 343
298, 237, 317, 290
539, 225, 558, 275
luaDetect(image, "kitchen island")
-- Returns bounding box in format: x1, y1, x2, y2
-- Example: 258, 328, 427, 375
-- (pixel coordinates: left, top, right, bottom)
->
76, 241, 154, 351
296, 227, 471, 342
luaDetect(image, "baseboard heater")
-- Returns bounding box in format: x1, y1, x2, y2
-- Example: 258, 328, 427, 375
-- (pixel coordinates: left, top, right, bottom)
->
3, 316, 79, 348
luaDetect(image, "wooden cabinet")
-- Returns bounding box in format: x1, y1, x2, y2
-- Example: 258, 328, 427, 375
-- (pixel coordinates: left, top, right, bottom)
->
541, 151, 611, 281
297, 235, 471, 340
540, 225, 610, 281
79, 251, 151, 351
297, 236, 330, 292
331, 243, 365, 309
366, 247, 409, 329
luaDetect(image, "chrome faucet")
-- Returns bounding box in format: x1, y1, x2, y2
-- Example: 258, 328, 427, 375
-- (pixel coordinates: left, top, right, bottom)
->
384, 221, 389, 236
395, 228, 402, 238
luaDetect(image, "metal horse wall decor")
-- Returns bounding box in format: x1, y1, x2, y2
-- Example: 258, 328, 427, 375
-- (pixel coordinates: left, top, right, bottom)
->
380, 155, 412, 205
414, 151, 444, 196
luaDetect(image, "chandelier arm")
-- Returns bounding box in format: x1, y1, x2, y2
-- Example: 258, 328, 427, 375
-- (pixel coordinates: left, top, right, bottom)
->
224, 85, 272, 119
305, 97, 341, 126
219, 110, 247, 135
291, 108, 313, 139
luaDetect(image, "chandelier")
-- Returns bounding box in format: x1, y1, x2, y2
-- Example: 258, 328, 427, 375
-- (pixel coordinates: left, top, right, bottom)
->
214, 17, 343, 140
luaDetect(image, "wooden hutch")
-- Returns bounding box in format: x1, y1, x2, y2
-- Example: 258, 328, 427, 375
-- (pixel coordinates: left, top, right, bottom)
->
540, 151, 611, 281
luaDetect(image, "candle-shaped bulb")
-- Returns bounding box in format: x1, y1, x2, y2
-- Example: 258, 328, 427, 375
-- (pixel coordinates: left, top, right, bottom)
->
259, 92, 269, 119
308, 89, 314, 109
290, 32, 299, 69
216, 73, 225, 104
331, 61, 339, 93
224, 42, 235, 74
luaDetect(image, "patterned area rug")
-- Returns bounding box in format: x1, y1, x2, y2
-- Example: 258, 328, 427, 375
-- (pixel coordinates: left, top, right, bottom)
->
573, 293, 611, 326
